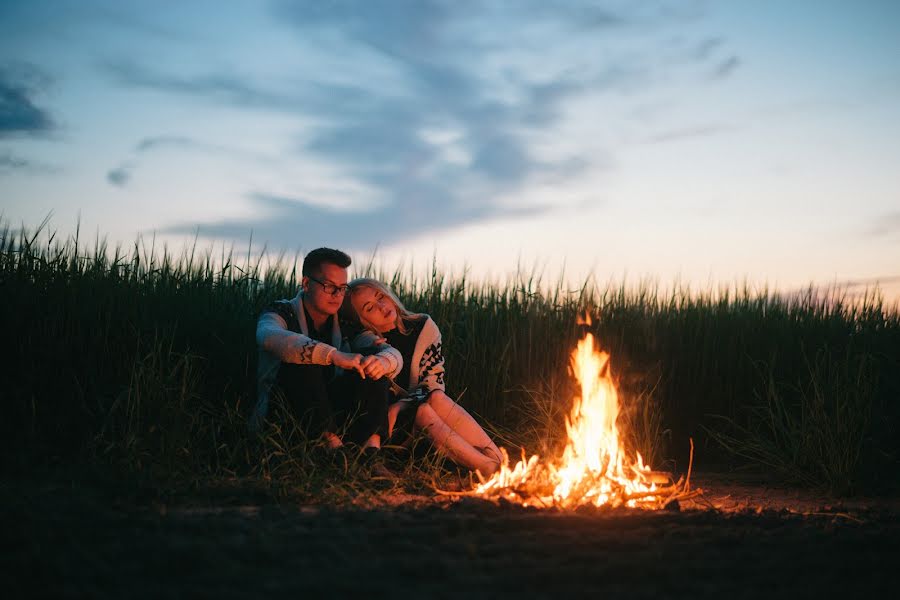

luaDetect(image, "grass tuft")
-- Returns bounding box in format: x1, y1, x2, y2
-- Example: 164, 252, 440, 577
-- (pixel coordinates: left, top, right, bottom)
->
2, 220, 898, 494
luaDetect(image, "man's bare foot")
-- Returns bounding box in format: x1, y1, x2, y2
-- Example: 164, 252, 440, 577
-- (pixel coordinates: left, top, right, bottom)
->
323, 432, 343, 449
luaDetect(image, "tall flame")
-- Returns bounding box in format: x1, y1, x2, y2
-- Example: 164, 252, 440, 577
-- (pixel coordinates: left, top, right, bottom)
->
474, 326, 662, 508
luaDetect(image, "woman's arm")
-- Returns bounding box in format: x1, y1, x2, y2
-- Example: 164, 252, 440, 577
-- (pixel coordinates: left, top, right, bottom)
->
416, 317, 446, 393
351, 330, 403, 379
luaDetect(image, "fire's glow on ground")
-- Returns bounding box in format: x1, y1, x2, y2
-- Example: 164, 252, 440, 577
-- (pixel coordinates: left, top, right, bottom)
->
463, 322, 698, 509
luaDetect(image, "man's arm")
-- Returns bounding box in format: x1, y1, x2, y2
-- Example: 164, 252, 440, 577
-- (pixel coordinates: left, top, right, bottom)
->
256, 312, 337, 365
257, 311, 367, 375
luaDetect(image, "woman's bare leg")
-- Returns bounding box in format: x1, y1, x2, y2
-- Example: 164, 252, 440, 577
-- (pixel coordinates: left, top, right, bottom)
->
427, 391, 502, 464
414, 404, 499, 477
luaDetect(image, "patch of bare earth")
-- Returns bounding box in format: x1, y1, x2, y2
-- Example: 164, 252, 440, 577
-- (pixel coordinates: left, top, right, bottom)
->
3, 474, 898, 598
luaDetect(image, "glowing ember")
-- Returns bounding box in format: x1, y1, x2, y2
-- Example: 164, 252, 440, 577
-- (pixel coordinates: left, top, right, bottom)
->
468, 319, 695, 509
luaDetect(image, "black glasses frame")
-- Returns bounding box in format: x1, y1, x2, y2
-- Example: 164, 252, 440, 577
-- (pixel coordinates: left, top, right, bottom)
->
308, 276, 349, 297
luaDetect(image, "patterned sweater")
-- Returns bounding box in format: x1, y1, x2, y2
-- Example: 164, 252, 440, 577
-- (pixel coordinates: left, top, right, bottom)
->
395, 315, 446, 396
250, 290, 403, 429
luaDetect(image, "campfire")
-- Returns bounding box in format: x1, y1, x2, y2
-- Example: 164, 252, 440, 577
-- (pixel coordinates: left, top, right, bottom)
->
446, 317, 700, 509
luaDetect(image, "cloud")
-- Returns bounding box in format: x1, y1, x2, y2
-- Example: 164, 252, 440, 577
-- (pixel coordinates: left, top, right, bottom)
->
106, 134, 268, 187
130, 134, 267, 163
135, 135, 196, 153
839, 274, 900, 288
0, 151, 58, 174
645, 124, 731, 143
693, 37, 725, 61
107, 136, 196, 187
710, 56, 740, 80
781, 274, 900, 304
108, 1, 709, 246
103, 60, 301, 112
106, 163, 133, 187
868, 212, 900, 237
0, 64, 55, 137
0, 152, 29, 170
163, 190, 547, 251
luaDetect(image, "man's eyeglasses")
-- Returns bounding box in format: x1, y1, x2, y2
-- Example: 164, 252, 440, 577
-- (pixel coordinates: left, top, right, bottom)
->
308, 276, 349, 297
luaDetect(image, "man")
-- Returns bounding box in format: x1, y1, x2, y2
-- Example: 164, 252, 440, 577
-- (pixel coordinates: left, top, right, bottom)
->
251, 247, 402, 450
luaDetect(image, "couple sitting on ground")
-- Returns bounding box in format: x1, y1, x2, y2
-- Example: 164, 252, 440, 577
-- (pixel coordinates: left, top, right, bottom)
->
250, 247, 502, 477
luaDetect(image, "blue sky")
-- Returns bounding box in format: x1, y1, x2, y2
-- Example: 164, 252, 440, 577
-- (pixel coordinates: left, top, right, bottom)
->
2, 1, 899, 297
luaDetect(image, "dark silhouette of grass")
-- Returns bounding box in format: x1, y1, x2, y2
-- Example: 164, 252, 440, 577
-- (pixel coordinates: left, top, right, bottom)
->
2, 220, 897, 494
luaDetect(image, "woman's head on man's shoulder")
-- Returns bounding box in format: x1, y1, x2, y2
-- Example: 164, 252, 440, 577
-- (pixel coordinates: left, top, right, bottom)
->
340, 278, 418, 334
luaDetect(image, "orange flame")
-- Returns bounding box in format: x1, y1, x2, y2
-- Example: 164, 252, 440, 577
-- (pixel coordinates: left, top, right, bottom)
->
475, 327, 660, 508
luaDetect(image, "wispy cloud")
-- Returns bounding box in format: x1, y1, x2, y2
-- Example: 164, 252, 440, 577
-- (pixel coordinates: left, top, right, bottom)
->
106, 163, 133, 187
693, 37, 726, 61
105, 1, 720, 247
781, 274, 900, 304
135, 135, 195, 152
839, 274, 900, 288
868, 212, 900, 237
0, 64, 55, 137
645, 124, 732, 143
710, 55, 741, 80
164, 190, 547, 251
0, 150, 58, 174
106, 134, 268, 187
103, 60, 301, 112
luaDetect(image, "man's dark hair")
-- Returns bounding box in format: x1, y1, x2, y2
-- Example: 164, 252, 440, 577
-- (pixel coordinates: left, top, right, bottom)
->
302, 247, 351, 277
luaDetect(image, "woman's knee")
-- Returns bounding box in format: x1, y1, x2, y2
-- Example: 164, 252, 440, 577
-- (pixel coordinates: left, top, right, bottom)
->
414, 403, 440, 428
426, 389, 454, 412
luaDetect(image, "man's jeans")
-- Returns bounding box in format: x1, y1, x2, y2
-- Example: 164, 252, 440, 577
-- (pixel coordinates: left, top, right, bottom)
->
271, 363, 390, 444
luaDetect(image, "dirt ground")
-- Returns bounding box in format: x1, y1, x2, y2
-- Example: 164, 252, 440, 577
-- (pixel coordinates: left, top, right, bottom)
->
3, 473, 899, 599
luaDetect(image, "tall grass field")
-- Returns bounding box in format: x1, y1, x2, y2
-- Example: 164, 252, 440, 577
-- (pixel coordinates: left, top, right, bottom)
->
2, 222, 898, 495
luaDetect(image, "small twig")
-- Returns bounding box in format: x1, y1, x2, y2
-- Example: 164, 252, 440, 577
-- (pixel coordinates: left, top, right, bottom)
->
800, 511, 865, 524
660, 486, 683, 507
685, 437, 694, 493
431, 477, 470, 497
432, 486, 468, 497
689, 491, 717, 511
623, 486, 678, 502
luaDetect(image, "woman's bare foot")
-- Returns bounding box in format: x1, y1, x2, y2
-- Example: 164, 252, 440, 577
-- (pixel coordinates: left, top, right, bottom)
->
478, 454, 501, 478
478, 445, 504, 466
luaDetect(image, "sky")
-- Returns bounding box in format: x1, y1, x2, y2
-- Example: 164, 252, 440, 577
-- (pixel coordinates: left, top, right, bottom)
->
2, 0, 899, 299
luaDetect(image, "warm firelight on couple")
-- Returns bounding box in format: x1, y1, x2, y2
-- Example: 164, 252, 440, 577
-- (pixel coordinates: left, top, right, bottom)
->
251, 247, 503, 477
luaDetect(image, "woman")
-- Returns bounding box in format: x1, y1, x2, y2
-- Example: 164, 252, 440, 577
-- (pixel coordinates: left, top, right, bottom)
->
341, 278, 502, 477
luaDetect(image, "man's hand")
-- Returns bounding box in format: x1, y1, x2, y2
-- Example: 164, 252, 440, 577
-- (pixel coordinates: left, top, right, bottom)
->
331, 351, 366, 377
361, 355, 388, 380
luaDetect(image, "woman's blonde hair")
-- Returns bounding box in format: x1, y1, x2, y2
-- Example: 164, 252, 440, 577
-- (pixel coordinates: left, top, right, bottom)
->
341, 277, 420, 334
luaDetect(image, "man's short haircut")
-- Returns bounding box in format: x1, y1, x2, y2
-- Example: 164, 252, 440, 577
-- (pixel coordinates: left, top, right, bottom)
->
302, 247, 351, 277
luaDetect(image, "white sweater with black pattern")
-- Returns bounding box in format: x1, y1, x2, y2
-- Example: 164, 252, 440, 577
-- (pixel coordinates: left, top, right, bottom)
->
400, 315, 446, 396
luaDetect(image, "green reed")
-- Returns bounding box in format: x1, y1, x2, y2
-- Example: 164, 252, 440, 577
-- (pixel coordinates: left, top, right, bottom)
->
2, 220, 897, 494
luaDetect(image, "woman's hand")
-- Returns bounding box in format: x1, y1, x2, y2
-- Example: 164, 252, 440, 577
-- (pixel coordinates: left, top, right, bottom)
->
331, 351, 366, 377
361, 355, 388, 380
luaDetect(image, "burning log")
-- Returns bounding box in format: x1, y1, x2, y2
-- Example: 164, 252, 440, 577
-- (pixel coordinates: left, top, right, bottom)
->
636, 469, 675, 485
